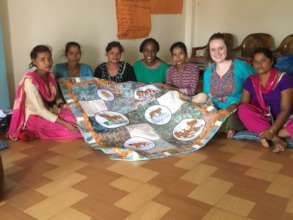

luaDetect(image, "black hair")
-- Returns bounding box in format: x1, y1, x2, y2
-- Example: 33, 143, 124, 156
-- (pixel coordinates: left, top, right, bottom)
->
29, 45, 52, 68
105, 41, 124, 53
252, 47, 276, 66
139, 38, 160, 53
65, 41, 81, 56
170, 41, 187, 55
206, 32, 233, 62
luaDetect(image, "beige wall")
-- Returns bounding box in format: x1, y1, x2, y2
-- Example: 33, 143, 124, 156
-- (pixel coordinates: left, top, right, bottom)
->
193, 0, 293, 48
2, 0, 187, 98
4, 0, 293, 101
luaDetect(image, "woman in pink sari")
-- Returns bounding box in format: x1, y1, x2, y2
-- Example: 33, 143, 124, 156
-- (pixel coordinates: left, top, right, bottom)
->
238, 48, 293, 152
8, 45, 82, 141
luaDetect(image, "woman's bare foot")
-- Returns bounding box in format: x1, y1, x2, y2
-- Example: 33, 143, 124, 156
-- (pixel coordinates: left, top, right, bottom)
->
260, 138, 270, 148
227, 129, 235, 139
278, 129, 290, 138
272, 136, 287, 153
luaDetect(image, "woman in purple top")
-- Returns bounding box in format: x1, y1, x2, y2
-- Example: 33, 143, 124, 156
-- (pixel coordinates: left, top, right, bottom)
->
238, 48, 293, 152
165, 42, 200, 96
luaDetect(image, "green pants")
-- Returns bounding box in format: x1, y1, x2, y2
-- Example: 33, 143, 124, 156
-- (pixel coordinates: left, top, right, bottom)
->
219, 112, 244, 132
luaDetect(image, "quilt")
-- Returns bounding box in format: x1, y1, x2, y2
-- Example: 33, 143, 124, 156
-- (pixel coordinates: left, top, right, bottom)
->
59, 78, 231, 161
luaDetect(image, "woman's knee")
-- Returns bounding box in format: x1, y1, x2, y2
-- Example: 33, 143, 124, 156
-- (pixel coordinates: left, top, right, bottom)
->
237, 103, 252, 119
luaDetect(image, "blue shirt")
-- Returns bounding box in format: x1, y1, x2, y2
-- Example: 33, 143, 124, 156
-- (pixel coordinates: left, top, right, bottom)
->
53, 63, 93, 78
203, 59, 255, 109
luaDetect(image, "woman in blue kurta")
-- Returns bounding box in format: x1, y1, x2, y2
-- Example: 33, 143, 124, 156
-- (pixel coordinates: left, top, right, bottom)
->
133, 38, 168, 83
54, 42, 93, 78
203, 33, 255, 137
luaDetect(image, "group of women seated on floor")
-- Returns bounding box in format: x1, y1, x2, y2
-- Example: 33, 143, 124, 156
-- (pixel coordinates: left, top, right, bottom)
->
7, 33, 293, 153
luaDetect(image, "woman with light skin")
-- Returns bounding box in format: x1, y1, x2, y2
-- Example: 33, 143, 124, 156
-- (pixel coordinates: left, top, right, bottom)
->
203, 33, 255, 138
238, 48, 293, 152
94, 41, 136, 82
54, 41, 93, 78
133, 38, 168, 84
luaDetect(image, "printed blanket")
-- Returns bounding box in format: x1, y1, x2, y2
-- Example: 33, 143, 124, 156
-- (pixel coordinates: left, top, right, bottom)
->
59, 78, 230, 160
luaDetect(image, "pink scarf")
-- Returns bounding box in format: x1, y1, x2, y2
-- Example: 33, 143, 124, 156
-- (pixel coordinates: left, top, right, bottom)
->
250, 68, 279, 115
8, 71, 57, 140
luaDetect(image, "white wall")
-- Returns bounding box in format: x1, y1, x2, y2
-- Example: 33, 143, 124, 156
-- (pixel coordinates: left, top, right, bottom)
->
3, 0, 187, 98
193, 0, 293, 48
5, 0, 293, 101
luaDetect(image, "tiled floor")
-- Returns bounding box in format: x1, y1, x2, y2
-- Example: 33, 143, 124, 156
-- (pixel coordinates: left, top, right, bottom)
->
0, 136, 293, 220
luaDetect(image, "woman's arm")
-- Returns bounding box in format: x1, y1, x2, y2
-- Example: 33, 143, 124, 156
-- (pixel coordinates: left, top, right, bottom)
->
56, 117, 78, 131
24, 79, 58, 122
223, 84, 251, 113
270, 88, 293, 134
240, 89, 251, 104
25, 79, 77, 131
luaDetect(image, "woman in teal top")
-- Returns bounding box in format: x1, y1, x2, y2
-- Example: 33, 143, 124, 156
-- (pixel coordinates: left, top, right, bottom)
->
203, 33, 255, 137
133, 38, 168, 83
204, 59, 254, 109
54, 42, 93, 78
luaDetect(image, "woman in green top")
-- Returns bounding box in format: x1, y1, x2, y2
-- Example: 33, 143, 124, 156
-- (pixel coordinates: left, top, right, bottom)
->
133, 38, 168, 83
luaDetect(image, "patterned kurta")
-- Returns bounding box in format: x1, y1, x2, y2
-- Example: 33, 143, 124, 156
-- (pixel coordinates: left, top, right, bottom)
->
166, 63, 200, 96
94, 62, 136, 83
210, 64, 234, 102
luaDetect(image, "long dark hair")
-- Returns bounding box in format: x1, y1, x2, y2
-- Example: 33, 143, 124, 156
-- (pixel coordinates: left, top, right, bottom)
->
29, 45, 52, 68
106, 41, 124, 53
170, 41, 188, 55
252, 47, 276, 66
65, 41, 81, 56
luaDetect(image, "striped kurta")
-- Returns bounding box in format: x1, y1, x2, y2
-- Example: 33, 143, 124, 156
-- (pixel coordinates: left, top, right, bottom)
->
166, 63, 200, 96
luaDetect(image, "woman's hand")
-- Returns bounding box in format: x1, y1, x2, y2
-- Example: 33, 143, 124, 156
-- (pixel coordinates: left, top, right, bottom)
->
64, 121, 79, 132
160, 84, 174, 90
226, 104, 238, 113
58, 103, 68, 108
178, 93, 190, 101
219, 104, 238, 115
207, 96, 213, 105
179, 88, 188, 95
259, 128, 274, 140
57, 118, 79, 132
50, 105, 59, 114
